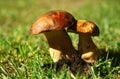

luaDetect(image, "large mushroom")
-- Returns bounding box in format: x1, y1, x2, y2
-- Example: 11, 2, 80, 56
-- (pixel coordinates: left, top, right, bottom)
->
67, 20, 100, 63
29, 10, 77, 63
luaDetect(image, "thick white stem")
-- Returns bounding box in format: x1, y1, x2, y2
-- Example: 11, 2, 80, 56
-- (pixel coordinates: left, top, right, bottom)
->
78, 34, 99, 63
44, 29, 76, 62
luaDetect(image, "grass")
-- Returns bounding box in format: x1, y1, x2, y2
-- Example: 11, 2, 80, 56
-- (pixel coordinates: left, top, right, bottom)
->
0, 0, 120, 79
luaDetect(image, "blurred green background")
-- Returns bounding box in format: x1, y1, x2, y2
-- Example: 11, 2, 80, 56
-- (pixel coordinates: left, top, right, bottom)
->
0, 0, 120, 78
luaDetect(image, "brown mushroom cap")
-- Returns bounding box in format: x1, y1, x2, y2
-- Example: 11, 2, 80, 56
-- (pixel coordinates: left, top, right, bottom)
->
67, 20, 99, 36
29, 10, 76, 35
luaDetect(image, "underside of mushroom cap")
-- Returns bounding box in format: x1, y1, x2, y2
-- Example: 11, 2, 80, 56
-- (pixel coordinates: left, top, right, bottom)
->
67, 20, 99, 36
29, 10, 76, 35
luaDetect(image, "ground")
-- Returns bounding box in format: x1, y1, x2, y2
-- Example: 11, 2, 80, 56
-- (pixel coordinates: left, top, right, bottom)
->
0, 0, 120, 79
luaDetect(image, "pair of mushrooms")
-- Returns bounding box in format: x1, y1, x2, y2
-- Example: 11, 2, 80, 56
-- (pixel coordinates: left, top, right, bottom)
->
29, 10, 99, 64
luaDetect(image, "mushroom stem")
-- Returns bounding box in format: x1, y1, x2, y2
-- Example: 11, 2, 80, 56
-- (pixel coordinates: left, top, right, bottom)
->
44, 29, 76, 62
78, 33, 99, 63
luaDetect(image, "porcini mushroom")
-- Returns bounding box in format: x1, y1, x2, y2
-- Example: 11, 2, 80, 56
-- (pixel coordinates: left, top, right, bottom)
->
67, 20, 100, 63
29, 10, 77, 63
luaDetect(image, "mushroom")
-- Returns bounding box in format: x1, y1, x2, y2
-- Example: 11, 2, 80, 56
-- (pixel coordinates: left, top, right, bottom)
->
29, 10, 77, 63
67, 20, 100, 63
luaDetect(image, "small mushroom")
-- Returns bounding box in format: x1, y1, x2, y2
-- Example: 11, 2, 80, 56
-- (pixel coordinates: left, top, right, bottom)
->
67, 20, 100, 63
29, 10, 76, 63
